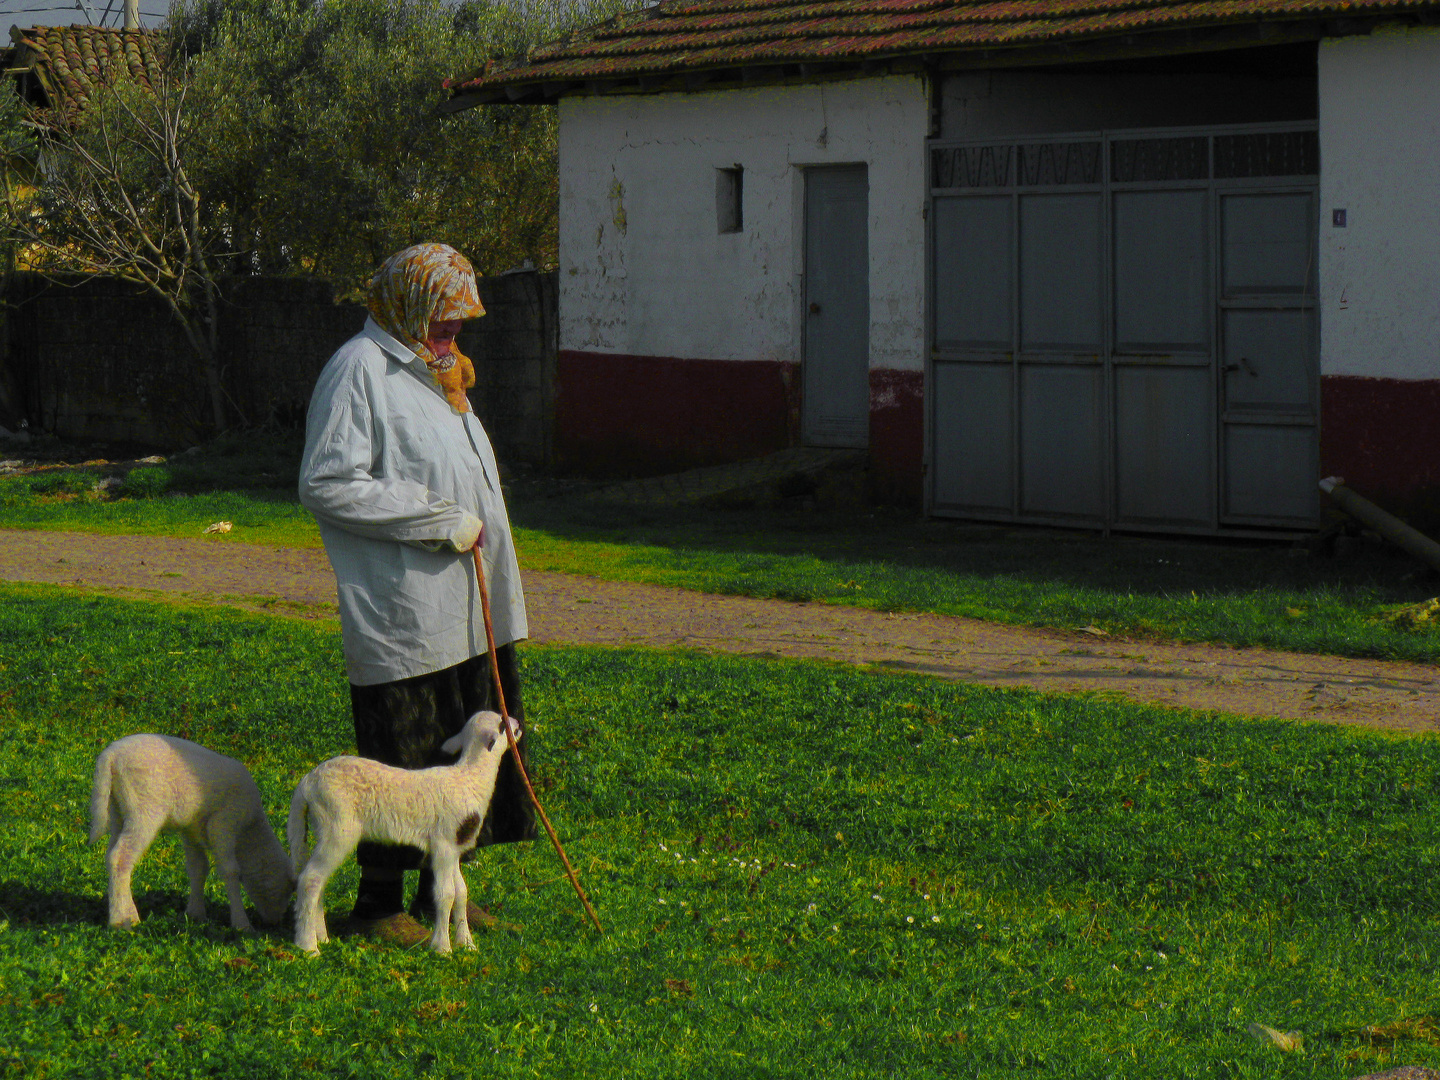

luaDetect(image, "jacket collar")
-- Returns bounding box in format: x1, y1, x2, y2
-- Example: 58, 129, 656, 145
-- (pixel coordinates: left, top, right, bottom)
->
362, 316, 423, 368
361, 316, 459, 409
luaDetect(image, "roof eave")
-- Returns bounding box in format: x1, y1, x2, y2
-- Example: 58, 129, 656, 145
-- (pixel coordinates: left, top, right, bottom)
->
442, 57, 902, 107
444, 6, 1437, 111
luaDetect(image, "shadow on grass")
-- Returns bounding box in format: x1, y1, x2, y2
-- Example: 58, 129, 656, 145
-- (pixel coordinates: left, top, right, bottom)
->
0, 880, 294, 942
513, 494, 1439, 606
0, 880, 109, 927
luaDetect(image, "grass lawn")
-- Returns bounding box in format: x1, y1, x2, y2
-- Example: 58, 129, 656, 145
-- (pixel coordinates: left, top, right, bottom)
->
3, 584, 1440, 1077
3, 439, 1440, 661
515, 497, 1440, 664
0, 446, 319, 547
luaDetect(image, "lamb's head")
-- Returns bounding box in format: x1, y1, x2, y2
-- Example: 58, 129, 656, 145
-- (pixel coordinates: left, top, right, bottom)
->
238, 820, 297, 925
442, 711, 521, 763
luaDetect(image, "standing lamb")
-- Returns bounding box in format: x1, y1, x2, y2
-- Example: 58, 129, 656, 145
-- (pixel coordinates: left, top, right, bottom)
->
89, 735, 295, 932
288, 710, 519, 955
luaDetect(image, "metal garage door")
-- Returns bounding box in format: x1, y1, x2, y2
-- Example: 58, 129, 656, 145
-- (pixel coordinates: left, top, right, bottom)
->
928, 123, 1318, 534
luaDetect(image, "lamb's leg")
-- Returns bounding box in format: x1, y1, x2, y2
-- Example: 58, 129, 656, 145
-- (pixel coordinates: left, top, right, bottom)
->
294, 832, 351, 954
428, 850, 459, 954
106, 812, 160, 929
180, 837, 211, 923
293, 860, 325, 954
450, 862, 474, 951
205, 819, 255, 933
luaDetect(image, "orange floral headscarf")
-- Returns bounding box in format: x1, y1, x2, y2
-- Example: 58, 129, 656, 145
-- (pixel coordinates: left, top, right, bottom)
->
366, 243, 486, 414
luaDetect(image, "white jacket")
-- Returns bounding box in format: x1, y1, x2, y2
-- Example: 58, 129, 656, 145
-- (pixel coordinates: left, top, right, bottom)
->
299, 318, 527, 686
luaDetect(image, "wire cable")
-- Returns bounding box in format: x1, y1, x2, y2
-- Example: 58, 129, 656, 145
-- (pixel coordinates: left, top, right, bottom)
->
0, 5, 166, 14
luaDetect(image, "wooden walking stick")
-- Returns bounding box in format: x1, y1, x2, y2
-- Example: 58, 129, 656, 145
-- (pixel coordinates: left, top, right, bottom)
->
472, 543, 604, 935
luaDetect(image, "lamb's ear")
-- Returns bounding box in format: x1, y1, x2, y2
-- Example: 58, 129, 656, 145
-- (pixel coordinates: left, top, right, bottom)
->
440, 731, 467, 757
504, 716, 522, 744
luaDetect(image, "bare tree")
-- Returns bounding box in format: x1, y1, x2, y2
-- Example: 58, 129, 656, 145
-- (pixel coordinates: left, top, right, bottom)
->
2, 66, 234, 433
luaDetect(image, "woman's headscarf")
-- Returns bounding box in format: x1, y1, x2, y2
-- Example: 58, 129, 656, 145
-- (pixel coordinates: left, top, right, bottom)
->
366, 243, 486, 414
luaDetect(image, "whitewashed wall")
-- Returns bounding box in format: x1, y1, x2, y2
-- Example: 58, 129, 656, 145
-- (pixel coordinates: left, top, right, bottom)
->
556, 75, 929, 373
1320, 27, 1440, 381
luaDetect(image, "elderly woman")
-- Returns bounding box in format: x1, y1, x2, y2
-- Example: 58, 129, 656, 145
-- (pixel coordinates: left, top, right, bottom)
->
299, 243, 533, 944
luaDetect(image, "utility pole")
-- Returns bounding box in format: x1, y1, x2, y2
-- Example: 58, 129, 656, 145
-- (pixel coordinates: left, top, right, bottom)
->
123, 0, 139, 30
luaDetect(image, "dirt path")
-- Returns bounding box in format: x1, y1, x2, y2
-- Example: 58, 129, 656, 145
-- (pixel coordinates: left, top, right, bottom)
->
2, 528, 1438, 733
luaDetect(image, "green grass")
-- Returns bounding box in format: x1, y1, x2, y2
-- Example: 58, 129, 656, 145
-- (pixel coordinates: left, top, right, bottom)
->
4, 438, 1440, 660
0, 482, 320, 545
0, 433, 319, 546
514, 499, 1440, 662
3, 584, 1440, 1077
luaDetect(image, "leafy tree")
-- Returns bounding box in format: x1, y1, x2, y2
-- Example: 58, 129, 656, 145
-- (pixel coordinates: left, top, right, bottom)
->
0, 0, 622, 435
173, 0, 622, 295
0, 69, 235, 430
0, 82, 37, 218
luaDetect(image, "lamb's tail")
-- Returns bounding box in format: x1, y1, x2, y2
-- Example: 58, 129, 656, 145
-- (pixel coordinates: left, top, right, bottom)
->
287, 780, 310, 878
88, 744, 116, 845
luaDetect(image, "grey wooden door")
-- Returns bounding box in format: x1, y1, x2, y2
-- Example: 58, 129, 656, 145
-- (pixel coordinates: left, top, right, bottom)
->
804, 166, 870, 448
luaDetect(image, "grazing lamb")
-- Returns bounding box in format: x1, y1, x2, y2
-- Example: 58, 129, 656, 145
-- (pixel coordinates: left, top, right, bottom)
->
288, 710, 519, 955
89, 735, 295, 932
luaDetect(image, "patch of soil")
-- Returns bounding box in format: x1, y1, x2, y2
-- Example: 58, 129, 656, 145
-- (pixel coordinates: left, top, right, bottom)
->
2, 529, 1438, 733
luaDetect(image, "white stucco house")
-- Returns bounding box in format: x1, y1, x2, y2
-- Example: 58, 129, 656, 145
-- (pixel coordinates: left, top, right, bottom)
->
448, 0, 1440, 536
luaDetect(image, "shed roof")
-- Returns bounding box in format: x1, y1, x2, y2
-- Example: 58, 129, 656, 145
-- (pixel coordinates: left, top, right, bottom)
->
8, 25, 164, 116
447, 0, 1438, 105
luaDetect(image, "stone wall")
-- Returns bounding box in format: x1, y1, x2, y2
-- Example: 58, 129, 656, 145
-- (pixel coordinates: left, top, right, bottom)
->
0, 269, 558, 464
465, 270, 557, 468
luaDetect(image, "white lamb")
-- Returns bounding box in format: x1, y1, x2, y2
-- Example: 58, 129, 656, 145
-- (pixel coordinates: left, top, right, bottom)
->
288, 710, 519, 955
89, 734, 295, 932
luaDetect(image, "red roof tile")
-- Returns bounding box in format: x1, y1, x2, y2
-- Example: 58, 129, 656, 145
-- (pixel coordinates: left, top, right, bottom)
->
450, 0, 1438, 101
9, 25, 164, 116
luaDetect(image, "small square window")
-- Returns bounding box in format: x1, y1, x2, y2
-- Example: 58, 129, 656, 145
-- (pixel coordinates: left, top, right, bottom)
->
716, 166, 743, 234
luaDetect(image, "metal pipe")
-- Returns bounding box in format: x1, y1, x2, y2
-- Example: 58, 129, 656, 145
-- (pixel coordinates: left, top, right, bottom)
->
1319, 476, 1440, 574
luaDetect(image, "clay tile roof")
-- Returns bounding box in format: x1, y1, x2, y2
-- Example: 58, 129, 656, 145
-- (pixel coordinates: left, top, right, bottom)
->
9, 25, 164, 117
449, 0, 1440, 102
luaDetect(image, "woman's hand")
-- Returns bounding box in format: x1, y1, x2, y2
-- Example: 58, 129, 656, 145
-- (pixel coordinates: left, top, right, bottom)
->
451, 512, 483, 553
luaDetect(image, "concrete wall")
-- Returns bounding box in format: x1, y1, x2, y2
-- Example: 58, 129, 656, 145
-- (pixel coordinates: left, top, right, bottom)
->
3, 270, 557, 465
555, 75, 929, 498
1320, 26, 1440, 382
1319, 27, 1440, 520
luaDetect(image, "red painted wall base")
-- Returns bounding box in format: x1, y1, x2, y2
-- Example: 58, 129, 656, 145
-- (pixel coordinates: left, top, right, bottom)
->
1321, 374, 1440, 530
869, 369, 924, 507
553, 361, 1440, 525
555, 351, 925, 508
556, 352, 799, 478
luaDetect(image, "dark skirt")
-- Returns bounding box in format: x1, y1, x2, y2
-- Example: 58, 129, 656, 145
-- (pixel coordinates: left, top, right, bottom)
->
348, 644, 535, 871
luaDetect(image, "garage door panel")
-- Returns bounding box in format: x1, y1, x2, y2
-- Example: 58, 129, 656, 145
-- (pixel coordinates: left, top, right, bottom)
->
933, 196, 1012, 350
1113, 190, 1209, 352
1223, 425, 1320, 524
932, 362, 1013, 512
1019, 194, 1103, 352
1221, 308, 1315, 415
1222, 192, 1316, 296
1114, 366, 1214, 526
1019, 364, 1103, 519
